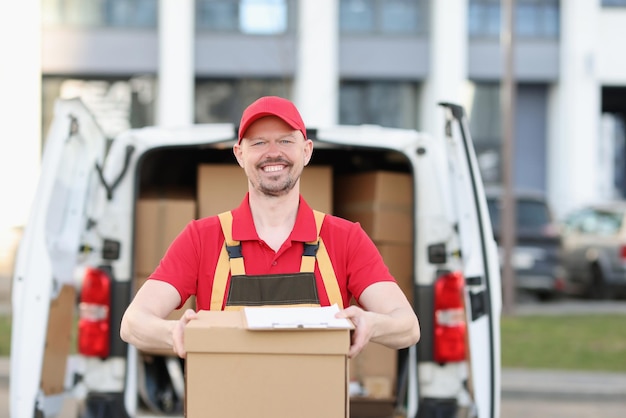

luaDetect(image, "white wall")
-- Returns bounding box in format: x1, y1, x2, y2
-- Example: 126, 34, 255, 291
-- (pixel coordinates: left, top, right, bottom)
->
547, 0, 601, 218
157, 0, 194, 127
419, 0, 468, 136
596, 8, 626, 84
293, 0, 339, 128
0, 0, 42, 230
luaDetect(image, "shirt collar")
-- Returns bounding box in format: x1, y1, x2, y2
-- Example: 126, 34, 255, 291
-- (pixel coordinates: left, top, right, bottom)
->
231, 193, 318, 243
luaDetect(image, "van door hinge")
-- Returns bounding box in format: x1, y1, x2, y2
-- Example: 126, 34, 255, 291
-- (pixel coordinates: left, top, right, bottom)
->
95, 144, 135, 200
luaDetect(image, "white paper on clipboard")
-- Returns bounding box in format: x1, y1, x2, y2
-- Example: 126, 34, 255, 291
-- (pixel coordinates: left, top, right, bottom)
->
243, 304, 354, 330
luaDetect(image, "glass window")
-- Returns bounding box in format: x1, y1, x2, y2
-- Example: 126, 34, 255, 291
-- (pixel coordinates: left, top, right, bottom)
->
196, 0, 239, 31
106, 0, 157, 28
340, 0, 426, 35
42, 0, 157, 28
240, 0, 287, 34
42, 76, 156, 141
602, 0, 626, 6
468, 0, 559, 39
340, 0, 376, 33
196, 0, 288, 34
339, 81, 418, 129
194, 79, 291, 124
517, 200, 550, 228
467, 82, 502, 184
468, 0, 500, 38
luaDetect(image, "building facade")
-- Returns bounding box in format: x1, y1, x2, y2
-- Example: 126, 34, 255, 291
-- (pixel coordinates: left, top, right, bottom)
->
39, 0, 626, 218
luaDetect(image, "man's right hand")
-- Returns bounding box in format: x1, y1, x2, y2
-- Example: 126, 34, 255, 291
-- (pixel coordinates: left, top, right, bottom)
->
173, 308, 198, 358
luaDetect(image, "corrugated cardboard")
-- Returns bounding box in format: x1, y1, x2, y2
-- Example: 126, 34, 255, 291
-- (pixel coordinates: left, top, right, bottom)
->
185, 310, 351, 418
334, 171, 413, 243
376, 242, 414, 303
197, 164, 333, 217
134, 193, 197, 275
350, 342, 398, 398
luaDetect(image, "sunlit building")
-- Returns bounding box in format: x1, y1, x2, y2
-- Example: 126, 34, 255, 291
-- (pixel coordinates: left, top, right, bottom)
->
36, 0, 626, 217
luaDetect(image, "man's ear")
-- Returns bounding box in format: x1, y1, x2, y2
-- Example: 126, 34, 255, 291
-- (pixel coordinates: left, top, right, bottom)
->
303, 139, 314, 166
233, 144, 244, 168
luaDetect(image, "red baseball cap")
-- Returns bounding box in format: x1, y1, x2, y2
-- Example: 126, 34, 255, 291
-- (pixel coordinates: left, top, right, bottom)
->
238, 96, 307, 144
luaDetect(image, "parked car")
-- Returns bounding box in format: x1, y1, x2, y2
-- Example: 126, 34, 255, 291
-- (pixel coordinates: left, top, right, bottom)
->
560, 201, 626, 299
486, 187, 566, 301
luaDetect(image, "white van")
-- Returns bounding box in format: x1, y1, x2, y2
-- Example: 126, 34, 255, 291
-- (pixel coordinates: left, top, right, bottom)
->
11, 98, 501, 418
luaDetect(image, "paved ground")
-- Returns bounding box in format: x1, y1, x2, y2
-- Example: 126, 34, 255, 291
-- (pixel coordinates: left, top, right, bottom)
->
1, 356, 625, 418
2, 271, 625, 417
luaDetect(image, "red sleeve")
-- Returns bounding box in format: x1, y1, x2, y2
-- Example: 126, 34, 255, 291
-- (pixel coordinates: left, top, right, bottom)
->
321, 216, 395, 305
149, 217, 222, 309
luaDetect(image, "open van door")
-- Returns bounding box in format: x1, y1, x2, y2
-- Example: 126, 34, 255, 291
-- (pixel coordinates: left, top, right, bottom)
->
11, 98, 107, 417
440, 103, 502, 418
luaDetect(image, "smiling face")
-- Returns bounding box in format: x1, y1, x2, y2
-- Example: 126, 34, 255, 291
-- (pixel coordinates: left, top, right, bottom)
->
234, 116, 313, 197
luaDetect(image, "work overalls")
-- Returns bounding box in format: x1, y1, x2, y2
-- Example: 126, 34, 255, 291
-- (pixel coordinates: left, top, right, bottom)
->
209, 210, 345, 310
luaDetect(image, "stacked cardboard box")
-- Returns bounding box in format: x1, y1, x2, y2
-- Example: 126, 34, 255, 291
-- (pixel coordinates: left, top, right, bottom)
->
335, 171, 414, 415
334, 171, 414, 302
133, 191, 198, 340
134, 191, 197, 276
197, 164, 333, 217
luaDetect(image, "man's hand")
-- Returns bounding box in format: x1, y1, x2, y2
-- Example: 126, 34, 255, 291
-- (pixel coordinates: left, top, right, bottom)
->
172, 309, 198, 358
336, 305, 375, 358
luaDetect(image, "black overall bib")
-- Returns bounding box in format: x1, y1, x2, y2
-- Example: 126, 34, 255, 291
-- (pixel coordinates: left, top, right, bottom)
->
209, 210, 344, 311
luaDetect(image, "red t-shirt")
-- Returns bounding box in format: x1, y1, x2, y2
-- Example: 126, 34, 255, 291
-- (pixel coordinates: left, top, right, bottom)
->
149, 194, 396, 310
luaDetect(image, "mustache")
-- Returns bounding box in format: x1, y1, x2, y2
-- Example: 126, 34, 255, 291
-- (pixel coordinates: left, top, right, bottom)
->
258, 158, 291, 167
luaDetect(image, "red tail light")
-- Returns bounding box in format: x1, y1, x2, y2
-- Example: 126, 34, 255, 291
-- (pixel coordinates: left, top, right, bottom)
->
78, 267, 111, 358
620, 245, 626, 262
433, 271, 467, 363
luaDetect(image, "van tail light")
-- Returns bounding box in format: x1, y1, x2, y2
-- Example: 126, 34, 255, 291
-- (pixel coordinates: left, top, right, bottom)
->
620, 245, 626, 263
433, 271, 467, 363
78, 267, 111, 358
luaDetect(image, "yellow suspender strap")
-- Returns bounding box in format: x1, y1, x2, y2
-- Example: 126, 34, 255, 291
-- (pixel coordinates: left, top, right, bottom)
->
304, 210, 344, 309
210, 211, 245, 310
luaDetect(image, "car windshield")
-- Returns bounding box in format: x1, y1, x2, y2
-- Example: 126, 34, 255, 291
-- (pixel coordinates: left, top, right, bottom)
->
487, 197, 550, 231
564, 208, 624, 235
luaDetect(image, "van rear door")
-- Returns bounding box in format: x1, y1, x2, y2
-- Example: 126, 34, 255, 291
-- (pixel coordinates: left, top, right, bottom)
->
440, 103, 502, 418
11, 98, 107, 417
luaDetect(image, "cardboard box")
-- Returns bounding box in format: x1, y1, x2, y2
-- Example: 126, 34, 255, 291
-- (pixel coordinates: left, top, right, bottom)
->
350, 342, 398, 399
350, 397, 396, 418
185, 310, 351, 418
334, 171, 413, 244
376, 243, 414, 303
197, 164, 333, 217
134, 193, 196, 275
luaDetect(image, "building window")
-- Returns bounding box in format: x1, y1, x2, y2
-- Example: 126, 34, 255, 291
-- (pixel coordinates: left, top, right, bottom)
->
340, 0, 427, 35
469, 0, 559, 39
466, 82, 502, 184
468, 0, 501, 38
195, 79, 292, 124
42, 0, 157, 28
42, 76, 156, 141
602, 0, 626, 6
196, 0, 289, 34
339, 81, 418, 129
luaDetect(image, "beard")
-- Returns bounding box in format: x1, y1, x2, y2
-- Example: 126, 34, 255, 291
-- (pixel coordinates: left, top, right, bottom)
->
252, 158, 301, 197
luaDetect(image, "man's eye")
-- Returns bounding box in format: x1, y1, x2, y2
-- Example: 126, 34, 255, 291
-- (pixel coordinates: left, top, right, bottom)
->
252, 141, 265, 146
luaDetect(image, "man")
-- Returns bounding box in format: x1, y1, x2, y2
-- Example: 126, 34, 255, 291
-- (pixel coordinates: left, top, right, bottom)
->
120, 96, 420, 358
